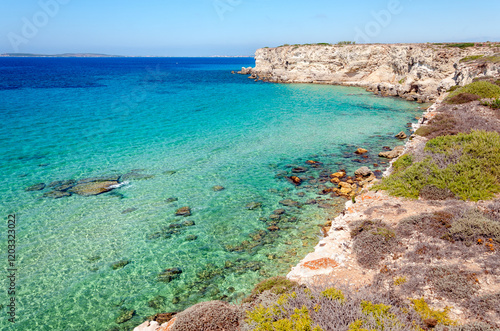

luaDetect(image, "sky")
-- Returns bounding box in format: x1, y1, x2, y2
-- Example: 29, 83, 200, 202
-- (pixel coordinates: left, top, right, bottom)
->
0, 0, 499, 56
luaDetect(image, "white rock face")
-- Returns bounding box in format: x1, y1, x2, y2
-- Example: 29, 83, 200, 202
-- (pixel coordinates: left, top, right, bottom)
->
247, 44, 500, 102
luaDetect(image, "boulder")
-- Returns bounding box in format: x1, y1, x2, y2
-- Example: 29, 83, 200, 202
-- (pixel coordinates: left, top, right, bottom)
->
354, 166, 373, 177
175, 206, 191, 216
355, 148, 368, 154
288, 176, 302, 186
330, 172, 346, 178
69, 181, 119, 196
379, 146, 405, 159
395, 131, 408, 139
158, 267, 182, 283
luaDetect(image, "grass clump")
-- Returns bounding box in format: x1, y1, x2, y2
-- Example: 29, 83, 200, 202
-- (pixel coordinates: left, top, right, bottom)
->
244, 276, 298, 303
411, 298, 456, 326
429, 266, 479, 300
348, 301, 403, 331
320, 287, 345, 303
460, 55, 484, 62
447, 81, 500, 101
375, 130, 500, 201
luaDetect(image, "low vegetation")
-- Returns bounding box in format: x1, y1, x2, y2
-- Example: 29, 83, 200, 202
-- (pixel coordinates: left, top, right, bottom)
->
459, 55, 484, 62
375, 130, 500, 201
446, 81, 500, 104
446, 43, 475, 49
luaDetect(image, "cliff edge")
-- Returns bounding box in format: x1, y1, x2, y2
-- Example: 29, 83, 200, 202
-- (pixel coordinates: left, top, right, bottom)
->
243, 43, 500, 103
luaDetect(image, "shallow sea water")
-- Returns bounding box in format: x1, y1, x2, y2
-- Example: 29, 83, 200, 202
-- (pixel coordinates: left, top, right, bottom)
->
0, 57, 422, 330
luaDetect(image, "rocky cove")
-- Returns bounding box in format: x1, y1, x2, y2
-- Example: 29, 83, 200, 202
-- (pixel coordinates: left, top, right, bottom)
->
133, 45, 500, 330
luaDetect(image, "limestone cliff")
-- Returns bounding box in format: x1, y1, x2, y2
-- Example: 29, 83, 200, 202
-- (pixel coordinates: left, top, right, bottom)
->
243, 43, 500, 103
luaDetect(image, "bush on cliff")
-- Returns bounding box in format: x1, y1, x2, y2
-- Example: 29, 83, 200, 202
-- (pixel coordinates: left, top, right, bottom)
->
446, 81, 500, 103
375, 130, 500, 201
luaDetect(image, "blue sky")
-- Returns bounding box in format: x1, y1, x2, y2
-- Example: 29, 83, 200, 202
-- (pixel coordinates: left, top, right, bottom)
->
1, 0, 499, 56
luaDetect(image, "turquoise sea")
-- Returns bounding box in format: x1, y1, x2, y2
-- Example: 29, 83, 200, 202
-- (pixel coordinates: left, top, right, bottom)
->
0, 57, 422, 330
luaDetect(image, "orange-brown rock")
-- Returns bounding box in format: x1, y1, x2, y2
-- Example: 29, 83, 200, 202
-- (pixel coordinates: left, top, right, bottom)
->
330, 172, 346, 178
355, 148, 368, 154
302, 258, 338, 270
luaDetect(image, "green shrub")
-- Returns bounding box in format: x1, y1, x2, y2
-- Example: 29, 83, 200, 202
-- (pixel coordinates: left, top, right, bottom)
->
244, 276, 298, 303
392, 154, 413, 172
375, 131, 500, 201
447, 81, 500, 100
446, 43, 475, 49
449, 209, 500, 244
411, 298, 456, 326
446, 93, 481, 104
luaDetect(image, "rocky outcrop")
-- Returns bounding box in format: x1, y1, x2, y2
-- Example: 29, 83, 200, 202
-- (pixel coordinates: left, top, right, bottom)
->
244, 43, 500, 102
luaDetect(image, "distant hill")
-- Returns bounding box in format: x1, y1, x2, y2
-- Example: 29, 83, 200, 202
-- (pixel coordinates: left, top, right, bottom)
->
0, 53, 123, 57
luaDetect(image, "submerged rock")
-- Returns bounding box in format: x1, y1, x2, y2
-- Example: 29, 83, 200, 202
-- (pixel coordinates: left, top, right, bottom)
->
69, 180, 120, 196
78, 175, 120, 184
292, 166, 308, 173
111, 260, 130, 270
115, 309, 135, 324
25, 183, 46, 191
175, 206, 191, 216
185, 235, 198, 241
121, 207, 137, 214
245, 202, 262, 210
43, 190, 71, 199
212, 185, 225, 191
158, 267, 182, 283
279, 199, 299, 207
120, 172, 154, 181
165, 197, 178, 203
288, 176, 302, 186
48, 179, 76, 191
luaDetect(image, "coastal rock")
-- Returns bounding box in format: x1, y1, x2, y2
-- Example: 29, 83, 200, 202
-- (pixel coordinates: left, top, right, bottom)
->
288, 176, 302, 186
354, 166, 373, 177
379, 146, 405, 159
395, 131, 408, 139
330, 172, 346, 179
25, 183, 46, 191
250, 44, 498, 101
355, 148, 368, 154
69, 180, 119, 196
43, 190, 72, 199
175, 206, 191, 216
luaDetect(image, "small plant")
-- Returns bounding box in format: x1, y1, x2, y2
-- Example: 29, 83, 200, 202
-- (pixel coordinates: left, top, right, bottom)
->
351, 220, 397, 269
411, 298, 456, 326
482, 98, 500, 109
320, 287, 345, 302
348, 301, 403, 330
392, 154, 413, 172
393, 276, 407, 286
